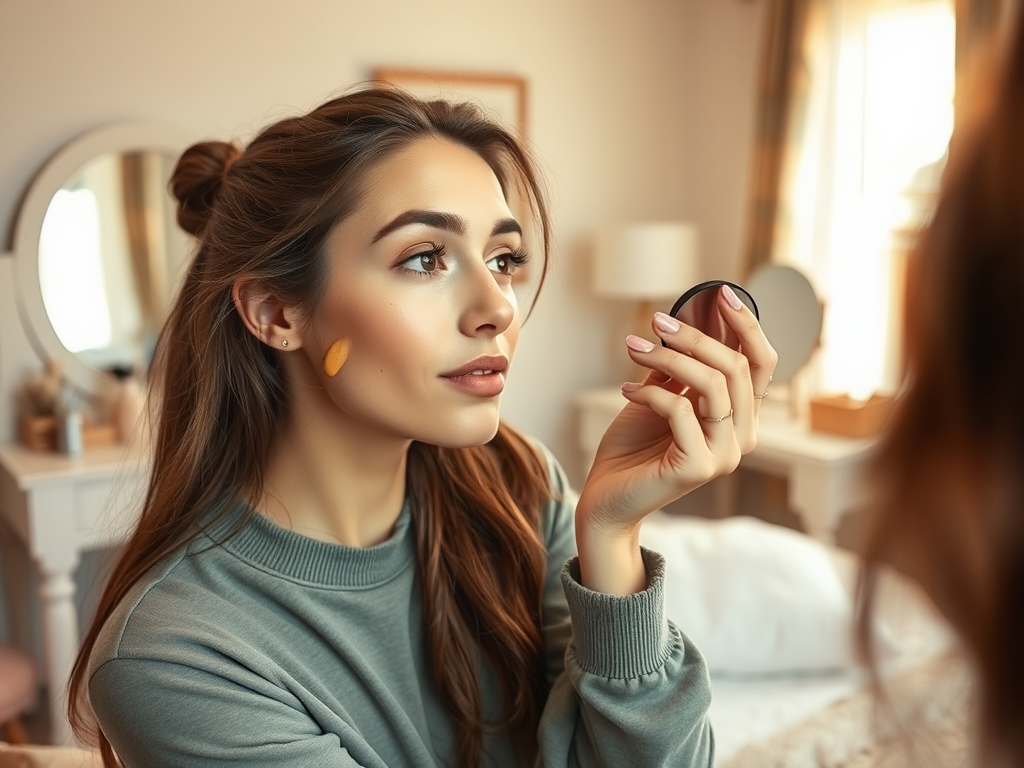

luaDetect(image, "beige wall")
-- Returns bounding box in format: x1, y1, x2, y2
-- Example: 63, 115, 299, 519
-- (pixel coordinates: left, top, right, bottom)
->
0, 0, 764, 482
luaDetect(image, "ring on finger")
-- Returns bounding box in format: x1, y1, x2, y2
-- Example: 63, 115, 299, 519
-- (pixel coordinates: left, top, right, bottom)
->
700, 408, 734, 423
753, 373, 773, 400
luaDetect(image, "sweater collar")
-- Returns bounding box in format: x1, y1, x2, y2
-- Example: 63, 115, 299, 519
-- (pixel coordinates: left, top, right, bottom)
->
206, 501, 416, 589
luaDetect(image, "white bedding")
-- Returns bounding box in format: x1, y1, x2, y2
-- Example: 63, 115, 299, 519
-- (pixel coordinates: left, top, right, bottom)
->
710, 538, 960, 765
637, 511, 962, 765
711, 670, 873, 762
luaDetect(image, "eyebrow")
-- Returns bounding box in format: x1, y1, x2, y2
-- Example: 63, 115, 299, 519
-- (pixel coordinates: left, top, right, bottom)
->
371, 209, 522, 243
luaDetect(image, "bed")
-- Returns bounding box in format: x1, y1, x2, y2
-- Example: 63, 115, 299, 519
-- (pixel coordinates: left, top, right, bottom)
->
638, 511, 972, 768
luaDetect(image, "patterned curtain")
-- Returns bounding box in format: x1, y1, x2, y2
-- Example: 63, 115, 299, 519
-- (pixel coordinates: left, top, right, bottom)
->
741, 0, 813, 277
953, 0, 1008, 140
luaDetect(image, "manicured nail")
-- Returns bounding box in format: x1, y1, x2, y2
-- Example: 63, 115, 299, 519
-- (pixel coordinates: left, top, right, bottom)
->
722, 284, 743, 311
625, 335, 656, 353
621, 381, 641, 394
654, 312, 680, 333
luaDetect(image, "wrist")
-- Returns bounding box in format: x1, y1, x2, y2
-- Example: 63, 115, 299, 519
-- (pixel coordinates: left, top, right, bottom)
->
575, 506, 647, 596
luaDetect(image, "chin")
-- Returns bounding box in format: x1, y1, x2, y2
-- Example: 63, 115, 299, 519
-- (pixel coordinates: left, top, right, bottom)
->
425, 411, 501, 449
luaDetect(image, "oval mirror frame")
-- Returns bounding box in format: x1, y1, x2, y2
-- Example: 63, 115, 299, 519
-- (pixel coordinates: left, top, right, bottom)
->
12, 121, 193, 401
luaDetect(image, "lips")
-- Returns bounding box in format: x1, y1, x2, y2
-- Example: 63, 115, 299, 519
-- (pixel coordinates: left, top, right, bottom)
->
440, 355, 509, 397
439, 355, 509, 379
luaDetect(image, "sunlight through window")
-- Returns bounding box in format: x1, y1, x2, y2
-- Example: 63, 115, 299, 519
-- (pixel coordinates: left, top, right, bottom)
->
782, 0, 955, 401
827, 1, 954, 399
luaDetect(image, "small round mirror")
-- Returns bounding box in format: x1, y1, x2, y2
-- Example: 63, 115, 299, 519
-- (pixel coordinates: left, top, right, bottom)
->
665, 280, 758, 351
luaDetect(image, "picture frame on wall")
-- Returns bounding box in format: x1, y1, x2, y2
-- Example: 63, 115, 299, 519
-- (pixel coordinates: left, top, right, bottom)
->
371, 68, 528, 137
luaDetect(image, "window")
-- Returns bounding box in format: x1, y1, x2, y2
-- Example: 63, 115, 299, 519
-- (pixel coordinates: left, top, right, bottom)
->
779, 0, 955, 399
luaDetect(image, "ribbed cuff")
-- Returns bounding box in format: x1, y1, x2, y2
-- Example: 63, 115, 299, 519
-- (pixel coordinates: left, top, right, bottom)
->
561, 548, 672, 679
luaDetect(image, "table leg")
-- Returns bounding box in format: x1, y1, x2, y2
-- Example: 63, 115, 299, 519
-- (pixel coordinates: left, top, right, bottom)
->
38, 563, 79, 746
28, 483, 83, 747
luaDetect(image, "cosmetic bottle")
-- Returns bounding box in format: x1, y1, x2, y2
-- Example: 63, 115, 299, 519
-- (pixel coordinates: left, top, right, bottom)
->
55, 384, 83, 457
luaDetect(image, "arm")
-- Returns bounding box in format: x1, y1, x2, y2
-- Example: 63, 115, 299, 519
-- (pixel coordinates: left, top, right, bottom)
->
90, 658, 369, 768
535, 288, 776, 766
534, 450, 713, 767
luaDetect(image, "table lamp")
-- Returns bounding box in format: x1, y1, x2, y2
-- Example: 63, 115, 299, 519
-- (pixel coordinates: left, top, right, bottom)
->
592, 222, 699, 334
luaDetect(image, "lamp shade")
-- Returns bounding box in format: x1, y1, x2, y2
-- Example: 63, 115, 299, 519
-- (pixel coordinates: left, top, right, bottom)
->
592, 222, 699, 300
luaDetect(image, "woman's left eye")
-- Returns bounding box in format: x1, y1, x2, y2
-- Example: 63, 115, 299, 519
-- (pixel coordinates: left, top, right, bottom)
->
486, 248, 530, 276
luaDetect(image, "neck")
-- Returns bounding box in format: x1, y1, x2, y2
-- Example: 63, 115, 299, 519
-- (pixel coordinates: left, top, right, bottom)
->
257, 369, 411, 549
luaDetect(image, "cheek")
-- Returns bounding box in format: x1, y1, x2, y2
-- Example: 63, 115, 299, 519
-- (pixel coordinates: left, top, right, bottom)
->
318, 296, 442, 383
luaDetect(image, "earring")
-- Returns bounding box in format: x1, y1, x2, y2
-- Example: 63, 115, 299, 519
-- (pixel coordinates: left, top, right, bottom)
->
322, 338, 351, 377
281, 339, 289, 348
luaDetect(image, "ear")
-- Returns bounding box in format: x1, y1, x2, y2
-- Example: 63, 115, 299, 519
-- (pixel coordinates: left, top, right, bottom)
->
232, 276, 304, 351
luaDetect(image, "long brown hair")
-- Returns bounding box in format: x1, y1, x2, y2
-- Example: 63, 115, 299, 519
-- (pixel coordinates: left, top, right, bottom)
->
67, 87, 554, 768
856, 9, 1024, 765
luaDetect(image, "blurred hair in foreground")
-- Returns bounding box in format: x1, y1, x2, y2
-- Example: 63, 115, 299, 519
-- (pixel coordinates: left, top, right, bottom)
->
857, 6, 1024, 766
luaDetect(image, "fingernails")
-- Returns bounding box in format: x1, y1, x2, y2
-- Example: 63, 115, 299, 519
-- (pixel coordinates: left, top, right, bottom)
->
722, 284, 743, 311
625, 335, 655, 353
654, 312, 680, 333
621, 381, 641, 394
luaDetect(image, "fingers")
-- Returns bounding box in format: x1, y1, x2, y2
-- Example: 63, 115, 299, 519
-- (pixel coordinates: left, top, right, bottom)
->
625, 334, 734, 431
639, 287, 776, 450
620, 383, 736, 480
716, 285, 778, 405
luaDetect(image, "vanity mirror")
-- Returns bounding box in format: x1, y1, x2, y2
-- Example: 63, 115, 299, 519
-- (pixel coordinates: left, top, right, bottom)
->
12, 121, 194, 401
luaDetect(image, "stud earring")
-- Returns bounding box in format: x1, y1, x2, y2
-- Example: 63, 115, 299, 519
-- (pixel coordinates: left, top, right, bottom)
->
281, 339, 289, 348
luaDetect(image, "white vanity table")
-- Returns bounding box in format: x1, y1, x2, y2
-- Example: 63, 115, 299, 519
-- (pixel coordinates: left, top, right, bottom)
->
575, 387, 878, 542
0, 443, 146, 745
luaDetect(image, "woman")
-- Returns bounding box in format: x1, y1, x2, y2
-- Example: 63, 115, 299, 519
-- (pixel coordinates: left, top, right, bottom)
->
856, 7, 1024, 767
68, 87, 776, 767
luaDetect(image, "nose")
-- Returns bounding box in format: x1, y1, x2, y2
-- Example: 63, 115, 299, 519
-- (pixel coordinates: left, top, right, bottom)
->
457, 264, 516, 338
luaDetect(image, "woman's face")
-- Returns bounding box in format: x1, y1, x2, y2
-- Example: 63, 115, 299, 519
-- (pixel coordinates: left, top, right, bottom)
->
298, 136, 524, 448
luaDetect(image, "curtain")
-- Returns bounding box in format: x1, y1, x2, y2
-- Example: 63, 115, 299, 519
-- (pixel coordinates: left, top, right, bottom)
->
953, 0, 1011, 144
742, 0, 814, 277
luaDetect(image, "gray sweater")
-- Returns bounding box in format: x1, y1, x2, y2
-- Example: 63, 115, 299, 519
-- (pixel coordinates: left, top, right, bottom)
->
89, 451, 713, 766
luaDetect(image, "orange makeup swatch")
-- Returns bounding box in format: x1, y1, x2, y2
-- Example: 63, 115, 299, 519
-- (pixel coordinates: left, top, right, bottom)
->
322, 338, 351, 378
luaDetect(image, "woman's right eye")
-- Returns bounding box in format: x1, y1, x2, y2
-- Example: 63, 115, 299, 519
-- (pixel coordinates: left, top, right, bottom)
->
398, 244, 446, 276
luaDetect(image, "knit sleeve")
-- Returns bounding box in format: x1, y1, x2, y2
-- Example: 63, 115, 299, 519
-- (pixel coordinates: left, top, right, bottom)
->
533, 446, 715, 768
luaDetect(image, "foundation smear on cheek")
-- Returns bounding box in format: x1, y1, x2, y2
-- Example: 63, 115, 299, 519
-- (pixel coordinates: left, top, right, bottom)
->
322, 338, 352, 378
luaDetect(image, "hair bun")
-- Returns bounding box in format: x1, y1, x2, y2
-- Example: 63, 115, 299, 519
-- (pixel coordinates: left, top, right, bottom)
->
170, 140, 242, 236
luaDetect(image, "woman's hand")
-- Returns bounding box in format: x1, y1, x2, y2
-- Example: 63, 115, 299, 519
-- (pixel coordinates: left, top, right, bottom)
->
575, 285, 777, 594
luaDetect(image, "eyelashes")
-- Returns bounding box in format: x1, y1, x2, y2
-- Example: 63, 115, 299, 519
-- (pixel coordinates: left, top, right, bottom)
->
501, 247, 531, 269
488, 247, 530, 277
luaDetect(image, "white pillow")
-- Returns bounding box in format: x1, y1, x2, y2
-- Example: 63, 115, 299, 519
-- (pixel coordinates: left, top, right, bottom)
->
639, 512, 896, 675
